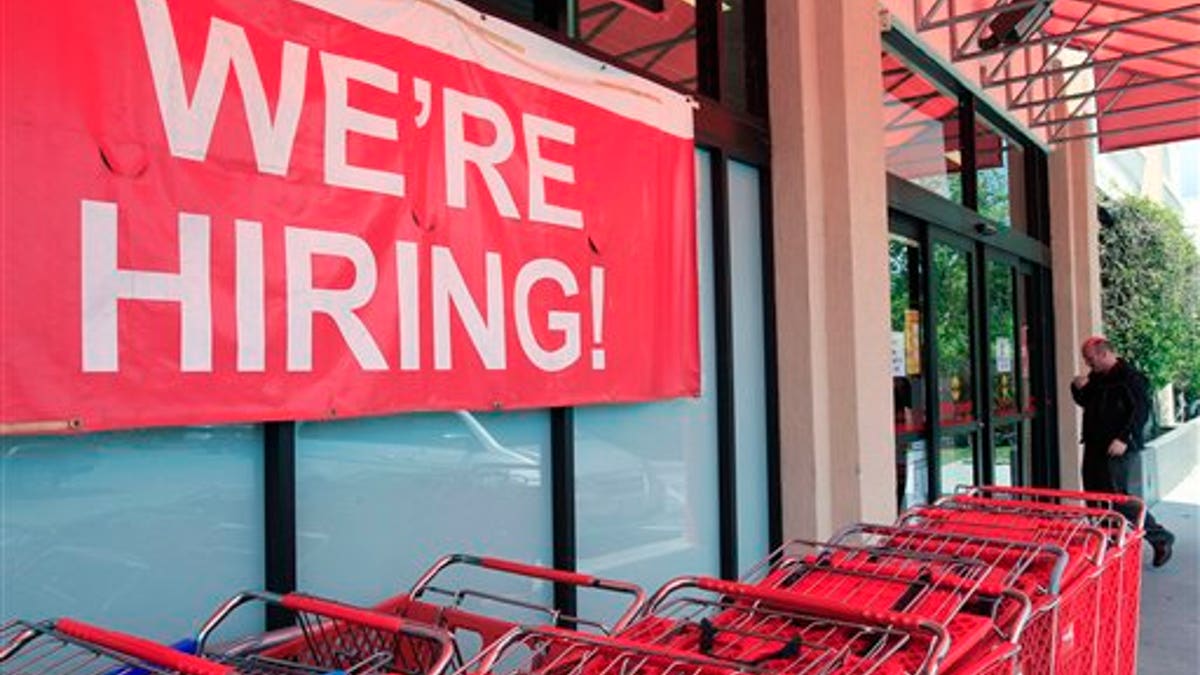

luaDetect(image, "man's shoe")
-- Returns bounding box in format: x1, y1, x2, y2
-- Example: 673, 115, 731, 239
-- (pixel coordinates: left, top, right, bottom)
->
1152, 537, 1174, 568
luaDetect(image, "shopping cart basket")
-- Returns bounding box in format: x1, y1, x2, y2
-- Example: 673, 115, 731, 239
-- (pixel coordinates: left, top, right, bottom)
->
901, 496, 1119, 675
462, 624, 782, 675
1, 618, 228, 675
371, 554, 645, 668
953, 486, 1147, 675
737, 539, 1031, 674
623, 573, 1021, 674
193, 590, 455, 675
1, 610, 451, 675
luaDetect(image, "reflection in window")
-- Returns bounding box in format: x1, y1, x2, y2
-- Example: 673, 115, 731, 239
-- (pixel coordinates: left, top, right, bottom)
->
890, 236, 927, 435
728, 160, 770, 568
938, 433, 975, 496
896, 439, 929, 509
1, 427, 264, 639
577, 1, 696, 89
988, 262, 1018, 419
976, 120, 1027, 230
721, 0, 753, 112
296, 411, 552, 606
882, 52, 963, 202
934, 244, 974, 425
993, 425, 1019, 487
1020, 273, 1036, 416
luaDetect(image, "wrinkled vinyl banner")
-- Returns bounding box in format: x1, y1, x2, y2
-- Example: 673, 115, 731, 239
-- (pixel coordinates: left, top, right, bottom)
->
1, 0, 698, 433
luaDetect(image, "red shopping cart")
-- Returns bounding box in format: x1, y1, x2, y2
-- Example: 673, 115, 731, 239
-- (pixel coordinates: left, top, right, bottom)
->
822, 523, 1076, 674
461, 624, 773, 675
201, 555, 646, 674
372, 555, 645, 668
192, 590, 454, 675
0, 598, 454, 675
736, 539, 1031, 674
953, 486, 1147, 675
900, 493, 1127, 675
618, 574, 966, 674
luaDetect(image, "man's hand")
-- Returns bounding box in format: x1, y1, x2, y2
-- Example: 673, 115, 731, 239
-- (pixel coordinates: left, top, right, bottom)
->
1108, 439, 1128, 457
1073, 374, 1089, 389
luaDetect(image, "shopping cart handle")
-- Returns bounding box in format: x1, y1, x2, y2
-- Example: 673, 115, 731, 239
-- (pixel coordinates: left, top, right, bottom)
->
960, 486, 1147, 530
409, 553, 646, 632
474, 556, 602, 588
102, 638, 200, 675
415, 554, 643, 595
54, 619, 233, 675
279, 594, 408, 633
687, 576, 942, 634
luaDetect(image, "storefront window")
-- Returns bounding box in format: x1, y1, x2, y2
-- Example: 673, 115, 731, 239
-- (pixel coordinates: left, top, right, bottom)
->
896, 439, 929, 509
938, 433, 975, 495
882, 52, 964, 202
988, 261, 1018, 420
976, 120, 1027, 231
1, 426, 264, 639
728, 159, 769, 569
890, 236, 927, 435
575, 149, 719, 624
993, 425, 1019, 487
721, 0, 754, 112
933, 243, 974, 426
576, 0, 697, 90
296, 411, 552, 606
1020, 272, 1036, 416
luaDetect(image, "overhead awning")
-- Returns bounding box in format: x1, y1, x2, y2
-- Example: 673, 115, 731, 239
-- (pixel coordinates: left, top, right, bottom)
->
912, 0, 1200, 152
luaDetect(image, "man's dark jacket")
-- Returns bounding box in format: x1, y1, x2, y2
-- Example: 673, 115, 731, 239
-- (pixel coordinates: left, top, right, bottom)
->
1069, 359, 1150, 451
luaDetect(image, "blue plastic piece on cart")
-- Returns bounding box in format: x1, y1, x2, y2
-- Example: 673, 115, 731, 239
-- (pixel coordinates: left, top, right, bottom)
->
102, 638, 199, 675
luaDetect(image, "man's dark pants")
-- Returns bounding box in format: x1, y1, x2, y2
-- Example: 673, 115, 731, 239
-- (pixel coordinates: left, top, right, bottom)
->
1082, 444, 1173, 547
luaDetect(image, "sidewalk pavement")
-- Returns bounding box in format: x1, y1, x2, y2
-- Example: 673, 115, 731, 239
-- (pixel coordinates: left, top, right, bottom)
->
1137, 456, 1200, 673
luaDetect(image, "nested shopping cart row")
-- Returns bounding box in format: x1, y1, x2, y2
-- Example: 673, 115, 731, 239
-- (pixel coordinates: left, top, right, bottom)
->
0, 486, 1146, 675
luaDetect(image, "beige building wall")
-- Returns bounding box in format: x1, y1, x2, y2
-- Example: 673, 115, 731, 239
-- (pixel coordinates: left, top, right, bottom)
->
767, 1, 896, 541
1048, 63, 1103, 489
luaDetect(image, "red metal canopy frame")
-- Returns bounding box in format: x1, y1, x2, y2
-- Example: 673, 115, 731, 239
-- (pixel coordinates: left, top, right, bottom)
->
912, 0, 1200, 151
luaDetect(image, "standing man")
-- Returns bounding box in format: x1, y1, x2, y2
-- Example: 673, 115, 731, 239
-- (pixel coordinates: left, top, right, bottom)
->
1070, 336, 1175, 567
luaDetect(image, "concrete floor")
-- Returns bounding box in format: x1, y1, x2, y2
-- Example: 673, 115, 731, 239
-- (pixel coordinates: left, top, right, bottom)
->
1137, 459, 1200, 673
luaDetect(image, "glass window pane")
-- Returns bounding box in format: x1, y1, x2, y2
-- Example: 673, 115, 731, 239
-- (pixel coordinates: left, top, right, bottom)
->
722, 0, 751, 112
575, 149, 719, 622
938, 433, 975, 495
1, 426, 264, 639
993, 425, 1019, 487
896, 439, 929, 510
296, 411, 552, 606
934, 244, 974, 425
890, 236, 927, 435
882, 52, 963, 202
976, 120, 1027, 231
728, 160, 769, 570
988, 261, 1018, 420
1020, 272, 1037, 417
577, 1, 696, 90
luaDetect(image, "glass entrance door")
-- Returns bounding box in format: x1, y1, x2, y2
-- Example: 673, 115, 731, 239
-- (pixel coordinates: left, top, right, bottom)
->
889, 213, 1049, 506
986, 258, 1020, 486
931, 238, 980, 496
890, 233, 928, 508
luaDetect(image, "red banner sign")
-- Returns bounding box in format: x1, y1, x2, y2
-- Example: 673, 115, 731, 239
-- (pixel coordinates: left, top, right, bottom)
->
0, 0, 698, 433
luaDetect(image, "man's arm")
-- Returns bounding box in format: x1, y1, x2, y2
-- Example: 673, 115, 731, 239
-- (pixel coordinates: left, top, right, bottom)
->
1118, 371, 1150, 446
1070, 375, 1093, 406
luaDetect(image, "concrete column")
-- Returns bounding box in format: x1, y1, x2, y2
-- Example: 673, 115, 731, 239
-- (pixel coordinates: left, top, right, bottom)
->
767, 1, 895, 540
1048, 64, 1103, 490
